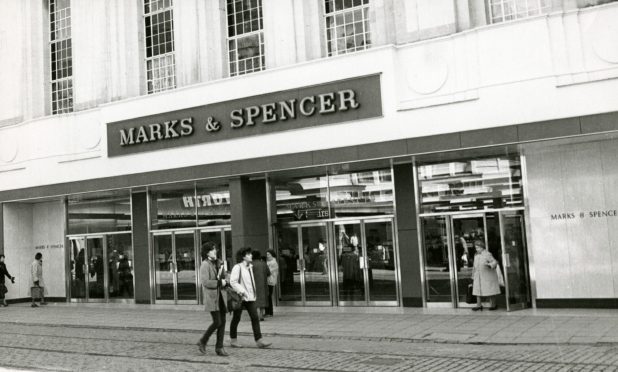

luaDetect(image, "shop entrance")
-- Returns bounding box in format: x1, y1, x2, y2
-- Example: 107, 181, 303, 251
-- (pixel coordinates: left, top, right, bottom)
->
152, 226, 231, 304
68, 233, 134, 302
420, 210, 530, 311
277, 218, 399, 306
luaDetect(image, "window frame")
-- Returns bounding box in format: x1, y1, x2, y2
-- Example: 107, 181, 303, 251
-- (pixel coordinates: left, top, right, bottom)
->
143, 0, 177, 94
48, 0, 74, 115
487, 0, 552, 24
322, 0, 372, 57
225, 0, 265, 77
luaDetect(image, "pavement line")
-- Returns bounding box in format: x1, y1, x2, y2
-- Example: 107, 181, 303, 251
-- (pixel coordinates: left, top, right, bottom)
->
248, 364, 347, 372
1, 331, 617, 369
0, 345, 229, 367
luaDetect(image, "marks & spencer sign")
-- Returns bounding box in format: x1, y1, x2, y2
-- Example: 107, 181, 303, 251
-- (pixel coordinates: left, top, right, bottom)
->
106, 74, 382, 157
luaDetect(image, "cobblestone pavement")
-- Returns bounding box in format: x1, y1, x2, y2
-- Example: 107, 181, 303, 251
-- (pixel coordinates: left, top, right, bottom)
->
0, 304, 617, 371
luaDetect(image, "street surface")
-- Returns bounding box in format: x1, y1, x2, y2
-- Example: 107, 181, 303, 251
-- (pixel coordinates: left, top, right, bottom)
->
0, 304, 617, 371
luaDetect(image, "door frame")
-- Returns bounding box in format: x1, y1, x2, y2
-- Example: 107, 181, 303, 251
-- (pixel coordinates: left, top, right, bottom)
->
420, 210, 531, 311
67, 234, 107, 303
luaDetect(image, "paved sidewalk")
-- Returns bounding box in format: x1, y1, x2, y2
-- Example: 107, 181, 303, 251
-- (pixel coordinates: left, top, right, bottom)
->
1, 303, 617, 345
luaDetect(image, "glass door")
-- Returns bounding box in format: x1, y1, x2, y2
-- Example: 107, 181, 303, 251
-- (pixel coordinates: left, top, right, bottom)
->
69, 237, 87, 301
450, 215, 485, 308
301, 224, 331, 304
365, 219, 398, 305
86, 236, 106, 301
500, 211, 530, 311
153, 233, 174, 302
277, 225, 303, 303
421, 216, 453, 305
153, 231, 198, 304
335, 221, 365, 305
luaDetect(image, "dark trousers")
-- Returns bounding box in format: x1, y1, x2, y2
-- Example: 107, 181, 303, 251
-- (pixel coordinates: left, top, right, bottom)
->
200, 299, 226, 349
265, 285, 274, 316
229, 301, 262, 341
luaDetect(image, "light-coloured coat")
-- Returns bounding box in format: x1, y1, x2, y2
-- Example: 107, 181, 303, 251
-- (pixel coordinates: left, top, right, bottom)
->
199, 258, 227, 312
266, 258, 279, 287
30, 259, 47, 296
472, 250, 501, 297
230, 262, 256, 302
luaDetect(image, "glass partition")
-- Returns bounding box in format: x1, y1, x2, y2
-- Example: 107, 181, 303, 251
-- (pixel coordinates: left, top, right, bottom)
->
273, 173, 329, 223
106, 233, 134, 299
418, 156, 522, 214
328, 169, 394, 218
68, 190, 131, 235
196, 181, 231, 227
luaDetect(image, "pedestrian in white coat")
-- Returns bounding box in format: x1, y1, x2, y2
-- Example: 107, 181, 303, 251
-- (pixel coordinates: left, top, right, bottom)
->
30, 252, 47, 307
471, 240, 500, 311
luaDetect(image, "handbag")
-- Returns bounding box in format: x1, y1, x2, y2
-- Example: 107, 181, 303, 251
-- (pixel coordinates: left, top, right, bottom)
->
496, 265, 505, 287
31, 286, 44, 300
226, 264, 244, 312
465, 283, 475, 304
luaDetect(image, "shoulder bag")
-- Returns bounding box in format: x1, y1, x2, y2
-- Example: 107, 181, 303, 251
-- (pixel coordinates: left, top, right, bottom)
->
227, 264, 243, 312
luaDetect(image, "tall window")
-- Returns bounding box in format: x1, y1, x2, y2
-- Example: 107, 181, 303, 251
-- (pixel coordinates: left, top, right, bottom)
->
49, 0, 73, 114
144, 0, 176, 94
324, 0, 371, 57
226, 0, 265, 77
488, 0, 551, 23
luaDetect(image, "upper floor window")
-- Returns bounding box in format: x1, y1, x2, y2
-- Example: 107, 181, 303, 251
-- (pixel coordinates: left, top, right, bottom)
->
324, 0, 371, 57
488, 0, 551, 23
226, 0, 265, 77
144, 0, 176, 94
49, 0, 73, 114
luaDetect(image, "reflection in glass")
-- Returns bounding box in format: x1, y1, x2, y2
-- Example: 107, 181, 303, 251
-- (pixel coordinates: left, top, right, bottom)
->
422, 217, 452, 302
87, 237, 105, 299
274, 174, 329, 223
69, 237, 86, 299
278, 226, 301, 302
302, 225, 330, 302
175, 233, 197, 301
68, 190, 131, 235
328, 169, 394, 218
418, 156, 522, 214
335, 223, 365, 302
106, 234, 134, 299
151, 183, 197, 230
154, 235, 174, 301
502, 212, 529, 308
196, 182, 231, 227
365, 221, 397, 302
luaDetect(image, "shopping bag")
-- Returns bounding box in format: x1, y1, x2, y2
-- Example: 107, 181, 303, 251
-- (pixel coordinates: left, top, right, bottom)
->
465, 284, 475, 304
31, 286, 44, 300
496, 265, 505, 287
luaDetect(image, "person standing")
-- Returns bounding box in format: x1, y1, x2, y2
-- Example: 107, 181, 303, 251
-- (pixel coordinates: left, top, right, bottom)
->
251, 250, 270, 321
197, 242, 229, 357
30, 252, 47, 307
229, 247, 271, 349
471, 240, 500, 311
265, 250, 279, 318
0, 254, 16, 307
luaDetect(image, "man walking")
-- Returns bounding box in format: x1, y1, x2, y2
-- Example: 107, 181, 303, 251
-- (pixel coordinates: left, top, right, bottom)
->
31, 252, 46, 307
0, 254, 16, 307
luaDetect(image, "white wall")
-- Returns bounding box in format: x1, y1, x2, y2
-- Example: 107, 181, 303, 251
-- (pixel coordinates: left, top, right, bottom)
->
525, 137, 618, 299
3, 201, 66, 299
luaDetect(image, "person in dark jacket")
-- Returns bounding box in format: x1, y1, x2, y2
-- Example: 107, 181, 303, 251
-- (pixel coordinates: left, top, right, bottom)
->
0, 254, 16, 307
251, 250, 270, 321
197, 242, 229, 356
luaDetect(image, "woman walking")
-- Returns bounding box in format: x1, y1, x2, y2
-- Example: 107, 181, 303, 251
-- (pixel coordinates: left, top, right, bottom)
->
197, 242, 229, 356
229, 247, 272, 349
265, 250, 279, 318
0, 254, 16, 307
471, 240, 501, 311
251, 250, 270, 321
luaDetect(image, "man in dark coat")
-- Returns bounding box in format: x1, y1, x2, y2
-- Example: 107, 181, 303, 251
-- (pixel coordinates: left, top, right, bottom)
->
251, 250, 270, 321
0, 254, 16, 307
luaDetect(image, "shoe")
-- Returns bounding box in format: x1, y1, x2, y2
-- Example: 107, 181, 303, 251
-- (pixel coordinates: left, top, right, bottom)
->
31, 303, 38, 308
471, 306, 483, 311
488, 306, 498, 311
256, 339, 272, 348
40, 302, 48, 306
230, 339, 242, 348
197, 341, 206, 355
260, 318, 265, 321
215, 348, 229, 357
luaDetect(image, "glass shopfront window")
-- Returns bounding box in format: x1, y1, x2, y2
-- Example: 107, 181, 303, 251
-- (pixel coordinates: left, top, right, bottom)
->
329, 169, 394, 218
196, 181, 231, 227
274, 172, 329, 223
151, 182, 197, 230
418, 156, 522, 214
68, 190, 131, 235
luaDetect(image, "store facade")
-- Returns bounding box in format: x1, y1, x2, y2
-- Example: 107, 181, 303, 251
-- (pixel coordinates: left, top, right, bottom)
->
2, 4, 618, 309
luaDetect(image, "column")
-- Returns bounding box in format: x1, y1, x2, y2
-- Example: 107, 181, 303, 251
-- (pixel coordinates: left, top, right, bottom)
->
0, 203, 4, 255
198, 0, 228, 80
174, 0, 201, 87
230, 177, 270, 260
131, 192, 151, 304
394, 164, 423, 307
